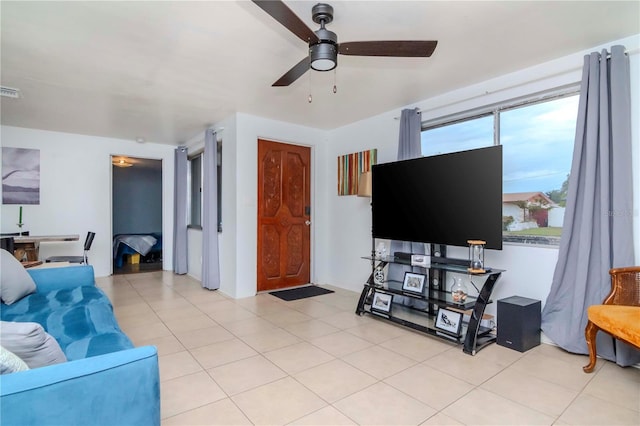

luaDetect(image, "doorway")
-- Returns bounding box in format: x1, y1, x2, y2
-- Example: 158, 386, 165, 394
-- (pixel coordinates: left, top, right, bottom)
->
257, 139, 311, 292
111, 156, 163, 275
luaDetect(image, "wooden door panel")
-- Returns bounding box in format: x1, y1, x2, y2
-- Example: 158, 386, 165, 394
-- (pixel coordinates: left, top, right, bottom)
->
262, 150, 282, 218
286, 152, 305, 217
257, 139, 310, 292
286, 225, 304, 276
261, 225, 280, 279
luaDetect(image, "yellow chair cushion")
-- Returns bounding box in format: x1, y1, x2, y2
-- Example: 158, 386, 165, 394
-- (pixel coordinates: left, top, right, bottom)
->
588, 305, 640, 348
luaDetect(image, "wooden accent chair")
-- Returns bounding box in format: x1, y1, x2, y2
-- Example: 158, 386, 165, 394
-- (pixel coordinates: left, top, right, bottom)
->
583, 266, 640, 373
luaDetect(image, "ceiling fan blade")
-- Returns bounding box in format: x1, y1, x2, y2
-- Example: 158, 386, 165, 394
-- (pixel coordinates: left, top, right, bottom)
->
339, 41, 438, 57
272, 57, 310, 87
252, 0, 319, 44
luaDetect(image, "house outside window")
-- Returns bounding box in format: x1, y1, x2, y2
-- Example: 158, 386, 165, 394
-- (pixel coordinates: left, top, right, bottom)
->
421, 91, 579, 246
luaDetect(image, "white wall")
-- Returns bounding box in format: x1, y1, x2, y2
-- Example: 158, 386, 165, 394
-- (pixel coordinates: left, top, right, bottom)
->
548, 207, 565, 228
0, 126, 175, 277
320, 34, 640, 317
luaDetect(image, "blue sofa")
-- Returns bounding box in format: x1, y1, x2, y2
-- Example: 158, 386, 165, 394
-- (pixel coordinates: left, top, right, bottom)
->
0, 266, 160, 426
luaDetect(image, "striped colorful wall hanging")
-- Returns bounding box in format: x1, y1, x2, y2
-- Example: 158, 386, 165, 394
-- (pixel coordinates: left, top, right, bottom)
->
337, 149, 377, 196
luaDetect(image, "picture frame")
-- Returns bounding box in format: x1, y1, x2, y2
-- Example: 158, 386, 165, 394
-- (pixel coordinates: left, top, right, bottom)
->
2, 147, 40, 205
434, 308, 463, 336
402, 272, 426, 294
371, 291, 393, 315
410, 254, 430, 268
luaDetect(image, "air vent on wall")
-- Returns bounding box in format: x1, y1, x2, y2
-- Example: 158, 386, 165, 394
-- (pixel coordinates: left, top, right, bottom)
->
0, 86, 21, 99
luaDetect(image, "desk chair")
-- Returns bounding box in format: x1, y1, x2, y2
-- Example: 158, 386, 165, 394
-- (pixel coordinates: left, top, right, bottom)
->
46, 232, 95, 264
1, 237, 15, 254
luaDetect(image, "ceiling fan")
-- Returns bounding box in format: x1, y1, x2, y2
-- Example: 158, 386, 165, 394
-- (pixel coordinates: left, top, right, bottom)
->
252, 0, 438, 87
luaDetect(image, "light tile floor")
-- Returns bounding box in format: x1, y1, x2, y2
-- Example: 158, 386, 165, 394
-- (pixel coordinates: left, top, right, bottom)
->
96, 271, 640, 425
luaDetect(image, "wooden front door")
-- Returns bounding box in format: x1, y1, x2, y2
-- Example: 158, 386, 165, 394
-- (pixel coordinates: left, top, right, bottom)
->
257, 139, 311, 292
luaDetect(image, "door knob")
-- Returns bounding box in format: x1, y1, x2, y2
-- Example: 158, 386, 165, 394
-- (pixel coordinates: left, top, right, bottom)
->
305, 220, 312, 226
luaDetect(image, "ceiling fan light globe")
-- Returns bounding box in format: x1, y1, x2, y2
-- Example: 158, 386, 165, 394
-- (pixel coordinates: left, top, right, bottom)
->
311, 58, 336, 71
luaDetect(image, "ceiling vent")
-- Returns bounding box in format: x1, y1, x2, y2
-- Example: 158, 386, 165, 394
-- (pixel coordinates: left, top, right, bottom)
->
0, 86, 21, 99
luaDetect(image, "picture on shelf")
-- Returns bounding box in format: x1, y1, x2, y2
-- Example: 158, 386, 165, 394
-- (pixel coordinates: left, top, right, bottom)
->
402, 272, 426, 294
435, 308, 463, 336
371, 291, 393, 314
410, 254, 430, 267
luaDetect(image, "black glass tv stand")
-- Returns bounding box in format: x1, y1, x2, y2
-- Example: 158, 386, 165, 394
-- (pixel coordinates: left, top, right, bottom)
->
355, 247, 504, 355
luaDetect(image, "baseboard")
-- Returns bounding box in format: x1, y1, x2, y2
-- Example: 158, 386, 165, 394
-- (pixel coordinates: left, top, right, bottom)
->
540, 331, 555, 345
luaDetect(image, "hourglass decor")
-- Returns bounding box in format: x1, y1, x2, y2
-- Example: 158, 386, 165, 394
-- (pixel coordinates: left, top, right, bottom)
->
467, 240, 486, 273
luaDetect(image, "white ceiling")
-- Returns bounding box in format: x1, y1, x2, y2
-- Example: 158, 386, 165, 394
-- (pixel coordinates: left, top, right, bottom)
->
1, 1, 638, 145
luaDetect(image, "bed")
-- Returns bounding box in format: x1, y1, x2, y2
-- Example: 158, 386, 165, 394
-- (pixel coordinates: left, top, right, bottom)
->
113, 233, 162, 268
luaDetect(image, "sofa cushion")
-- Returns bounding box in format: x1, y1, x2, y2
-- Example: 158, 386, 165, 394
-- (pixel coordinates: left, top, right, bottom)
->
44, 303, 134, 360
1, 286, 111, 326
0, 321, 67, 368
1, 285, 133, 361
0, 249, 36, 305
0, 345, 29, 374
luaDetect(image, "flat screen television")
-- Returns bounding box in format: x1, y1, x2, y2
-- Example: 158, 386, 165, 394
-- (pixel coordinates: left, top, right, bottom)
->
372, 145, 503, 250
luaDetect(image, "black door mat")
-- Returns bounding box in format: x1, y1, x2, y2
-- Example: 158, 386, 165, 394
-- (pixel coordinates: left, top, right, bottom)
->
269, 285, 334, 301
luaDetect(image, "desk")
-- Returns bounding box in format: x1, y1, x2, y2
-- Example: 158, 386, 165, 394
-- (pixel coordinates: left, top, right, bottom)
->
13, 234, 80, 261
29, 261, 73, 269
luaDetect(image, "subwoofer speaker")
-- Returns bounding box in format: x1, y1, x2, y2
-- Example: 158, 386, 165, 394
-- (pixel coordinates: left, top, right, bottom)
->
497, 296, 541, 352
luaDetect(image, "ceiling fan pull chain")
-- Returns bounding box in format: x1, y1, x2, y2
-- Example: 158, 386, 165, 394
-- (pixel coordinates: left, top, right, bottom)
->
333, 69, 337, 94
308, 61, 313, 103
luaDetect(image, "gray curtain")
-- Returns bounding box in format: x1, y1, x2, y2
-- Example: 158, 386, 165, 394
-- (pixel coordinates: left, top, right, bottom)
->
396, 108, 422, 160
388, 108, 426, 302
541, 45, 638, 366
173, 146, 188, 274
202, 130, 220, 290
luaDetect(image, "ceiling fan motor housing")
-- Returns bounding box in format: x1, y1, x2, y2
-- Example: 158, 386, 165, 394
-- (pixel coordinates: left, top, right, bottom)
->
310, 27, 338, 71
312, 3, 334, 25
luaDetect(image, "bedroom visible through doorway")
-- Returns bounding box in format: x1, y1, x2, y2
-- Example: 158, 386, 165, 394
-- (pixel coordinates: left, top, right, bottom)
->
112, 156, 163, 275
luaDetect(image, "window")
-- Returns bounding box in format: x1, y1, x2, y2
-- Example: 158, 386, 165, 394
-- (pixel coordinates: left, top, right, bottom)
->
189, 155, 202, 228
421, 91, 579, 246
188, 141, 222, 232
421, 114, 493, 156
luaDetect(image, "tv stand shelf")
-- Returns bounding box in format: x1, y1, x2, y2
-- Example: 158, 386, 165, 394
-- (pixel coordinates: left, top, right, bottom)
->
355, 252, 504, 355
